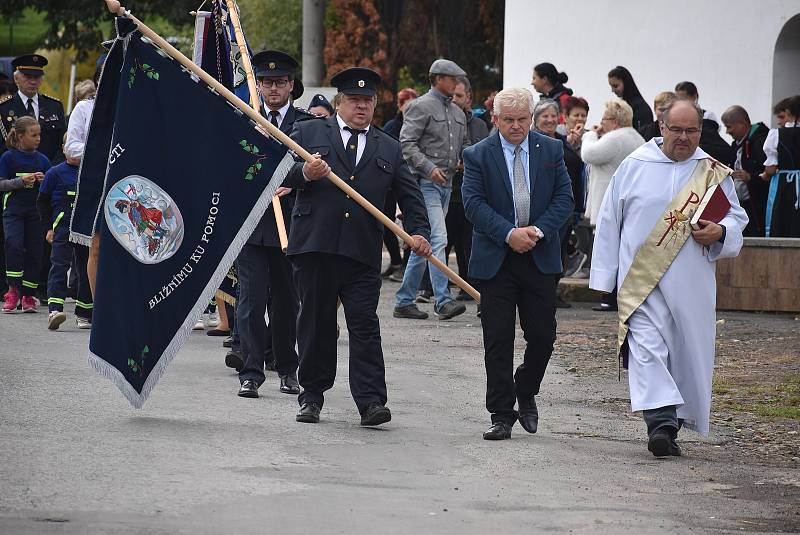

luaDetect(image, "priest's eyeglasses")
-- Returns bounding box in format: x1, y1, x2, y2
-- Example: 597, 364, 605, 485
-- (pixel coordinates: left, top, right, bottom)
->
663, 124, 701, 136
258, 78, 289, 88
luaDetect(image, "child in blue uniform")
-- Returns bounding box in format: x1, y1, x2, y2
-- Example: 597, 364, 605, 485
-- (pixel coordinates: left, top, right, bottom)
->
0, 116, 51, 313
38, 146, 93, 329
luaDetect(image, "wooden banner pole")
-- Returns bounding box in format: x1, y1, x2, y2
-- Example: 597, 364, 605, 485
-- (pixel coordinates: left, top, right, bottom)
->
223, 0, 289, 252
104, 0, 480, 302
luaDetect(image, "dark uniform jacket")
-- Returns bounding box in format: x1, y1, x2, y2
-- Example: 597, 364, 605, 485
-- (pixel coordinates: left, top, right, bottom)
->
0, 93, 66, 164
246, 104, 315, 247
732, 122, 770, 235
283, 115, 431, 270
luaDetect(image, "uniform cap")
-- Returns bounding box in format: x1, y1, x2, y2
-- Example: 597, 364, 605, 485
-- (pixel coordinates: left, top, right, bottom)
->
330, 67, 381, 97
308, 93, 334, 114
252, 50, 299, 78
428, 59, 466, 77
12, 54, 48, 76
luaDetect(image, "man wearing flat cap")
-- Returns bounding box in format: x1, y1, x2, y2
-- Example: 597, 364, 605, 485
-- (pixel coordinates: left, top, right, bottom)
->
283, 67, 432, 426
0, 54, 66, 163
393, 58, 470, 321
234, 50, 316, 399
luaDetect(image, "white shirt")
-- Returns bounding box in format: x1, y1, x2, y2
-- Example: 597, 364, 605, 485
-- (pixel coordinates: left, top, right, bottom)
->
18, 91, 39, 118
763, 121, 796, 166
336, 113, 369, 166
498, 133, 543, 241
265, 101, 291, 129
65, 98, 94, 159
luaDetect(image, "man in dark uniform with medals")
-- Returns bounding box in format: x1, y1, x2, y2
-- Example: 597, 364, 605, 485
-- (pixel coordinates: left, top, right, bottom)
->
0, 54, 66, 163
0, 54, 67, 297
235, 50, 316, 399
284, 67, 432, 426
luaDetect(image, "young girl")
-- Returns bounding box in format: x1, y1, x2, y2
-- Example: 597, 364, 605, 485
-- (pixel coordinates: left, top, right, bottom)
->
0, 116, 51, 312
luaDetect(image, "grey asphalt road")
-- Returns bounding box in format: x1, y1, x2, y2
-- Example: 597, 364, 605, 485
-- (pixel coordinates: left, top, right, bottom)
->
1, 285, 798, 534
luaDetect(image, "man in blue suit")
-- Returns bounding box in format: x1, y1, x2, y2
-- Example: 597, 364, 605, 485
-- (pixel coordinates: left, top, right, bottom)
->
462, 87, 574, 440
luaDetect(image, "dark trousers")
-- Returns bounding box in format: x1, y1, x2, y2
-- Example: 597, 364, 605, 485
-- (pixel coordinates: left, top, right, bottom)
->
445, 200, 473, 286
479, 252, 557, 425
292, 252, 386, 414
382, 191, 402, 265
3, 206, 43, 296
236, 244, 299, 386
46, 226, 92, 318
643, 405, 679, 436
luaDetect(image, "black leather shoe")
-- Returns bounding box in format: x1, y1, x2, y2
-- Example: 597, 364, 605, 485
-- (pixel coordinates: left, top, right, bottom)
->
360, 403, 392, 426
279, 373, 300, 394
225, 350, 243, 372
483, 422, 512, 440
237, 380, 259, 398
296, 402, 321, 423
647, 428, 681, 457
393, 304, 429, 319
517, 397, 539, 434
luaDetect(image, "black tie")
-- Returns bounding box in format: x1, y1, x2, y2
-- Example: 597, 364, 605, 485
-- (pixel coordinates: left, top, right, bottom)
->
344, 126, 366, 168
269, 110, 280, 128
26, 98, 34, 117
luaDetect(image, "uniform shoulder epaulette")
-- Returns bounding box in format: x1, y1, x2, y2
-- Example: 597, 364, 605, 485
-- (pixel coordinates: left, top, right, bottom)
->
0, 94, 12, 106
294, 108, 324, 122
40, 93, 62, 103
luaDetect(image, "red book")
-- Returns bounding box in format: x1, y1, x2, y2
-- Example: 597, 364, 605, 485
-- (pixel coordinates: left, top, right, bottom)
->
690, 183, 731, 230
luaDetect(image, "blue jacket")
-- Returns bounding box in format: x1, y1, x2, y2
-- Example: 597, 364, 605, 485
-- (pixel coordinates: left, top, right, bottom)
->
462, 131, 574, 280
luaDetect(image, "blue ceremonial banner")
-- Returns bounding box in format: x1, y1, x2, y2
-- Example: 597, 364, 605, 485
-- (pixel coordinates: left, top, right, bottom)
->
87, 26, 293, 407
69, 18, 135, 245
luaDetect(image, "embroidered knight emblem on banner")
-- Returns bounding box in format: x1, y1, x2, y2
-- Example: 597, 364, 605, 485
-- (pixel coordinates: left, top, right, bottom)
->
105, 176, 185, 264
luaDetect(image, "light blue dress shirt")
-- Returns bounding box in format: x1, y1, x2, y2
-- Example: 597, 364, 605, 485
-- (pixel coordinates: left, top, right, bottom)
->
499, 133, 531, 242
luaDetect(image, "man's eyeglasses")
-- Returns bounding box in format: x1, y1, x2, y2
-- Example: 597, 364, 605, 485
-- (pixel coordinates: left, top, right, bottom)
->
258, 78, 289, 88
663, 124, 701, 136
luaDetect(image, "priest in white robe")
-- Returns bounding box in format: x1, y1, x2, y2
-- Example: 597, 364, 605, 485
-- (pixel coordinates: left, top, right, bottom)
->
590, 99, 748, 457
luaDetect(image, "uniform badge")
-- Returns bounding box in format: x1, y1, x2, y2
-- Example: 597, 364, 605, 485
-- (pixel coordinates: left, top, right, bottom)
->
358, 80, 365, 88
268, 62, 276, 70
8, 110, 14, 117
104, 176, 185, 264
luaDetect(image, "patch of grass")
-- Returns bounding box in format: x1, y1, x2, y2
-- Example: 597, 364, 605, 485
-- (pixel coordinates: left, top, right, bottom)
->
754, 405, 800, 420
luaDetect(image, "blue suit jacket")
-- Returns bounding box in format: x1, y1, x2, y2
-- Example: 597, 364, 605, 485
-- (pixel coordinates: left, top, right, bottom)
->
462, 131, 574, 280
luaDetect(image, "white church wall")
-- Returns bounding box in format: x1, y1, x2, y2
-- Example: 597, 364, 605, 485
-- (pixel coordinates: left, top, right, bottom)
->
504, 0, 800, 132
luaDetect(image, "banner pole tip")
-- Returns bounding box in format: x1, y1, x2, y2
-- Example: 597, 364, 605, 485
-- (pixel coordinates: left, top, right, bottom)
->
106, 0, 123, 14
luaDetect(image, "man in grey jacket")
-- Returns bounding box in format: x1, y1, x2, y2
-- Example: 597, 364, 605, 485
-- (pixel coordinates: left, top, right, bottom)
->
394, 59, 471, 320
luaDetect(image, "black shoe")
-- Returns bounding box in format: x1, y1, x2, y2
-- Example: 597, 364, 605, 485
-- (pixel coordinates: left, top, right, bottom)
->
206, 328, 231, 337
517, 397, 539, 434
225, 350, 243, 372
222, 336, 232, 348
360, 403, 392, 426
434, 301, 466, 320
483, 422, 512, 440
279, 373, 300, 395
381, 263, 402, 279
414, 289, 433, 304
592, 302, 617, 312
647, 428, 681, 457
393, 304, 429, 319
555, 296, 572, 309
238, 380, 259, 398
455, 290, 474, 302
296, 402, 321, 423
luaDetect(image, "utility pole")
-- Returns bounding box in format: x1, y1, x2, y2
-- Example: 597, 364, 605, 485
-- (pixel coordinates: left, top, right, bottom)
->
301, 0, 325, 86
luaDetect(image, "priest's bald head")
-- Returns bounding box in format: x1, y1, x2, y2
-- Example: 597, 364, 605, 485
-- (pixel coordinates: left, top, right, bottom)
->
659, 99, 703, 162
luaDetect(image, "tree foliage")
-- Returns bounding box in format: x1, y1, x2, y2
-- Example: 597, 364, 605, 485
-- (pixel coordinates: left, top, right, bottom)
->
0, 0, 198, 60
237, 0, 302, 59
326, 0, 504, 120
